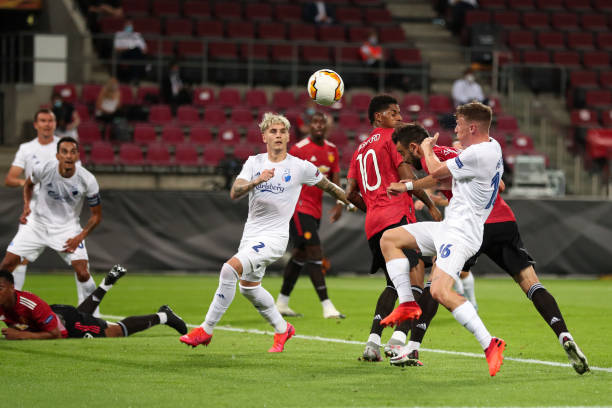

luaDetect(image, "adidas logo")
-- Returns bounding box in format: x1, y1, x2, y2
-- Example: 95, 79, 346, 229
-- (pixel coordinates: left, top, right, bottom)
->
374, 314, 382, 321
216, 293, 225, 299
92, 295, 100, 302
310, 155, 317, 161
416, 323, 427, 330
550, 316, 561, 325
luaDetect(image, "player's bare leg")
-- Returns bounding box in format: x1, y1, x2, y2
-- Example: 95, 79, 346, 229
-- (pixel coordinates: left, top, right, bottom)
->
515, 265, 589, 374
0, 252, 27, 290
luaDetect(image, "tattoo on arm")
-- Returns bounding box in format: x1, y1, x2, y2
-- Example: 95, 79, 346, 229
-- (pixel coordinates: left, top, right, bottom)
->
316, 177, 349, 204
230, 178, 254, 200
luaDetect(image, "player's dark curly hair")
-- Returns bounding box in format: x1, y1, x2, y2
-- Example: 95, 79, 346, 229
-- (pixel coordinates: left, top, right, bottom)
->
392, 122, 430, 146
368, 95, 398, 125
0, 270, 14, 284
57, 136, 79, 153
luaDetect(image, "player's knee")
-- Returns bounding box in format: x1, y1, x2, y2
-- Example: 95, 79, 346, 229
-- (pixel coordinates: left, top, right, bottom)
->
0, 253, 20, 271
429, 283, 449, 304
380, 231, 396, 255
220, 263, 238, 283
304, 246, 322, 262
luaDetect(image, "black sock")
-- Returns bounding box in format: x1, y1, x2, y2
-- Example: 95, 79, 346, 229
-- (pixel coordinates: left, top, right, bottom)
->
306, 261, 328, 301
280, 258, 303, 296
410, 286, 439, 343
76, 287, 107, 314
117, 314, 161, 337
528, 283, 568, 338
370, 286, 398, 337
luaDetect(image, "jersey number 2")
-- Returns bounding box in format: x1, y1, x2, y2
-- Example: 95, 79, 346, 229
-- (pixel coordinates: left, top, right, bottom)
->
485, 172, 500, 209
356, 150, 381, 192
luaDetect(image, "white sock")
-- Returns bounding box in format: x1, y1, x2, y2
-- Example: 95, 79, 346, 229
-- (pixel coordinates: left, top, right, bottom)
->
202, 263, 238, 334
407, 341, 421, 352
367, 333, 381, 346
77, 276, 97, 304
390, 330, 407, 344
321, 299, 335, 310
157, 312, 167, 324
13, 264, 27, 290
452, 301, 492, 349
385, 258, 414, 303
559, 331, 573, 346
240, 284, 287, 334
461, 271, 477, 308
277, 293, 290, 306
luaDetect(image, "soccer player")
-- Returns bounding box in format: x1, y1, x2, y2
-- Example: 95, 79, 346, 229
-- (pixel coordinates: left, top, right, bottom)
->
4, 109, 60, 290
276, 112, 346, 319
0, 266, 187, 340
0, 137, 101, 309
344, 95, 441, 362
387, 122, 590, 375
381, 102, 506, 376
180, 113, 350, 353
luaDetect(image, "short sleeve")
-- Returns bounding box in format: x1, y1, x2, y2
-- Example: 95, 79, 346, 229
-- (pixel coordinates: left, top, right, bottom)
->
301, 160, 324, 186
236, 156, 254, 182
30, 162, 45, 185
446, 147, 478, 180
31, 299, 59, 333
11, 145, 26, 169
85, 173, 101, 207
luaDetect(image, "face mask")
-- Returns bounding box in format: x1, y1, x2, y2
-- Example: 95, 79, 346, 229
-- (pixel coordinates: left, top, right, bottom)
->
368, 36, 378, 45
465, 74, 475, 82
53, 100, 62, 108
125, 25, 133, 33
306, 107, 315, 116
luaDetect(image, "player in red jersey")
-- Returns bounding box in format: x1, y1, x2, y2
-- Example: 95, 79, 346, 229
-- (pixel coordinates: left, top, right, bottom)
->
275, 112, 346, 319
0, 267, 187, 340
345, 95, 441, 361
386, 123, 589, 374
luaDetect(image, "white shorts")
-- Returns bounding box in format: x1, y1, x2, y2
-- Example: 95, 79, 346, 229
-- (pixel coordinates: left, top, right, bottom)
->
234, 236, 288, 282
401, 221, 479, 280
7, 220, 89, 265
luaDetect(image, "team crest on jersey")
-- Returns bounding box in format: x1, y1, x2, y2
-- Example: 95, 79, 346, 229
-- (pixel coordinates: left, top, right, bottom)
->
283, 169, 291, 182
318, 165, 330, 175
328, 153, 335, 163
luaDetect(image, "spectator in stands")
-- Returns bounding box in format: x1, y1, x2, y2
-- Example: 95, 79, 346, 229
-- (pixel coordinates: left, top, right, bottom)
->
451, 67, 487, 107
51, 92, 80, 139
303, 2, 335, 25
447, 0, 478, 35
95, 77, 122, 136
161, 61, 192, 112
84, 0, 123, 33
113, 19, 147, 84
360, 30, 383, 67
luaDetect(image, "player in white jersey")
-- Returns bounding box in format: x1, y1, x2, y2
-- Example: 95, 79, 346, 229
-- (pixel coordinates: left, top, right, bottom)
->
1, 137, 102, 308
4, 109, 60, 290
380, 102, 507, 376
180, 113, 350, 352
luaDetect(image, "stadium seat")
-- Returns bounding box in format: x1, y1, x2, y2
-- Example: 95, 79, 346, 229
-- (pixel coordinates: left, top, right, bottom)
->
202, 145, 226, 166
195, 20, 223, 38
493, 11, 521, 28
217, 126, 241, 145
176, 105, 200, 125
289, 24, 316, 41
99, 17, 125, 33
132, 17, 161, 35
338, 46, 362, 63
570, 70, 598, 89
507, 30, 535, 49
53, 84, 77, 104
192, 87, 215, 107
240, 43, 270, 62
74, 103, 90, 122
328, 129, 349, 147
583, 51, 610, 69
464, 10, 491, 27
496, 115, 519, 134
336, 7, 363, 24
301, 45, 331, 64
436, 131, 454, 147
119, 85, 134, 105
177, 40, 204, 58
593, 0, 612, 11
552, 51, 581, 67
490, 132, 507, 149
512, 133, 535, 151
89, 141, 116, 165
536, 0, 564, 10
378, 26, 407, 44
567, 32, 594, 50
189, 126, 213, 145
233, 142, 258, 161
214, 2, 242, 20
258, 22, 286, 40
350, 93, 371, 111
183, 1, 210, 18
537, 31, 565, 50
427, 94, 453, 114
348, 26, 370, 43
393, 48, 422, 64
274, 4, 302, 22
417, 113, 440, 132
580, 14, 608, 31
244, 89, 268, 109
133, 123, 158, 145
152, 0, 179, 16
338, 111, 362, 131
136, 86, 160, 104
165, 18, 193, 36
245, 3, 272, 21
521, 12, 549, 30
507, 0, 535, 9
595, 33, 612, 51
161, 125, 185, 145
522, 50, 550, 64
488, 96, 503, 114
78, 122, 102, 145
272, 90, 295, 110
146, 39, 174, 58
318, 25, 346, 42
600, 72, 612, 89
203, 106, 227, 126
146, 143, 172, 166
566, 0, 594, 11
119, 143, 145, 166
227, 21, 255, 39
479, 0, 507, 8
402, 93, 425, 113
217, 88, 241, 108
230, 107, 254, 128
368, 9, 393, 24
585, 90, 612, 107
81, 84, 102, 105
148, 104, 173, 124
601, 109, 612, 127
271, 44, 295, 63
570, 109, 600, 126
174, 143, 200, 167
122, 0, 149, 15
246, 124, 262, 144
551, 13, 579, 30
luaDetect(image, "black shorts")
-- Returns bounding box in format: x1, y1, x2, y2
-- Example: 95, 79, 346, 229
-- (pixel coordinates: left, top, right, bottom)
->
51, 304, 108, 338
462, 221, 535, 276
289, 212, 321, 248
367, 216, 420, 286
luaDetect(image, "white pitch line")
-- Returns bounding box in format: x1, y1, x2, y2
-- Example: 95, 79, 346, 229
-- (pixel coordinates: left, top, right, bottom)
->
101, 314, 612, 373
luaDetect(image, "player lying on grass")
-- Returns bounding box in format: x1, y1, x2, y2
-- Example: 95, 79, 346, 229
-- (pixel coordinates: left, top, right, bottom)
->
180, 113, 351, 353
384, 122, 590, 375
0, 266, 186, 339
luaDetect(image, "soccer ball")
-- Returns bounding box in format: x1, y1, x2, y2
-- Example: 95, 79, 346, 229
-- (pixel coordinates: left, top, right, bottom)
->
307, 69, 344, 107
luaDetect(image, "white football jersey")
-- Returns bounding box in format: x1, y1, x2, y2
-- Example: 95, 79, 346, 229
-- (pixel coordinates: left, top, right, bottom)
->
30, 159, 100, 231
236, 153, 323, 240
444, 138, 504, 249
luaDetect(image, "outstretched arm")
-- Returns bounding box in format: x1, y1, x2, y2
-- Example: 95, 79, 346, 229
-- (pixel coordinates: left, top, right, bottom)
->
315, 176, 350, 206
345, 177, 367, 212
2, 326, 61, 340
328, 172, 345, 223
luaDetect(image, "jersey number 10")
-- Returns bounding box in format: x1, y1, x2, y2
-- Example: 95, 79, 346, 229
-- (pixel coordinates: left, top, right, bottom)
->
356, 150, 382, 192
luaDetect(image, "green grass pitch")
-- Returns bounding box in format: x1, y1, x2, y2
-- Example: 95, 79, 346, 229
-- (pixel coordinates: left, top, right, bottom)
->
2, 272, 611, 408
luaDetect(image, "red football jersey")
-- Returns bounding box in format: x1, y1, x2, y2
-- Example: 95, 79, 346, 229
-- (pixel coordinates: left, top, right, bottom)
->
290, 137, 340, 219
348, 128, 415, 239
420, 145, 515, 223
0, 290, 67, 337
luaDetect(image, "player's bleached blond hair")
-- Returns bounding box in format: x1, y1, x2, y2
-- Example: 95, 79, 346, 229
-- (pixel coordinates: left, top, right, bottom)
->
259, 112, 291, 133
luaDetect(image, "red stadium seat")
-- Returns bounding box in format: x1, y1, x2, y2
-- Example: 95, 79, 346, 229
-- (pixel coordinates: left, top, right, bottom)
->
507, 30, 535, 49
192, 87, 215, 107
488, 96, 503, 114
148, 104, 173, 124
289, 24, 316, 41
230, 107, 254, 128
203, 107, 227, 127
174, 143, 200, 167
601, 109, 612, 127
585, 90, 612, 107
570, 70, 598, 88
271, 44, 295, 63
244, 89, 268, 109
99, 17, 125, 33
328, 129, 348, 147
566, 0, 594, 11
89, 141, 116, 165
338, 111, 362, 131
464, 10, 491, 27
217, 88, 241, 108
493, 11, 521, 28
402, 93, 425, 113
233, 142, 258, 161
133, 123, 157, 145
119, 143, 145, 166
240, 43, 269, 62
491, 132, 507, 149
318, 26, 346, 42
583, 51, 610, 69
214, 2, 242, 20
301, 45, 331, 64
350, 93, 371, 111
378, 26, 407, 44
78, 122, 102, 145
217, 126, 241, 145
522, 50, 550, 64
177, 40, 204, 58
567, 32, 594, 50
122, 0, 148, 15
393, 48, 422, 64
521, 12, 549, 30
537, 31, 565, 50
417, 113, 440, 132
152, 0, 179, 16
536, 0, 564, 10
136, 86, 160, 104
511, 133, 534, 151
53, 84, 77, 104
570, 109, 600, 126
274, 4, 302, 22
368, 9, 393, 24
245, 3, 272, 21
595, 33, 612, 51
552, 51, 581, 67
427, 94, 453, 114
227, 21, 255, 39
195, 20, 223, 38
183, 1, 210, 19
246, 124, 263, 144
146, 143, 172, 166
551, 13, 579, 30
81, 84, 102, 105
146, 39, 174, 58
338, 46, 361, 63
593, 0, 612, 11
202, 145, 226, 166
165, 18, 193, 36
348, 27, 370, 43
496, 115, 519, 133
74, 103, 90, 122
258, 22, 286, 40
479, 0, 507, 8
272, 90, 295, 110
119, 85, 134, 105
189, 126, 213, 145
580, 14, 608, 31
336, 7, 363, 24
132, 17, 161, 35
600, 72, 612, 89
176, 105, 200, 126
506, 0, 535, 9
161, 125, 185, 145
